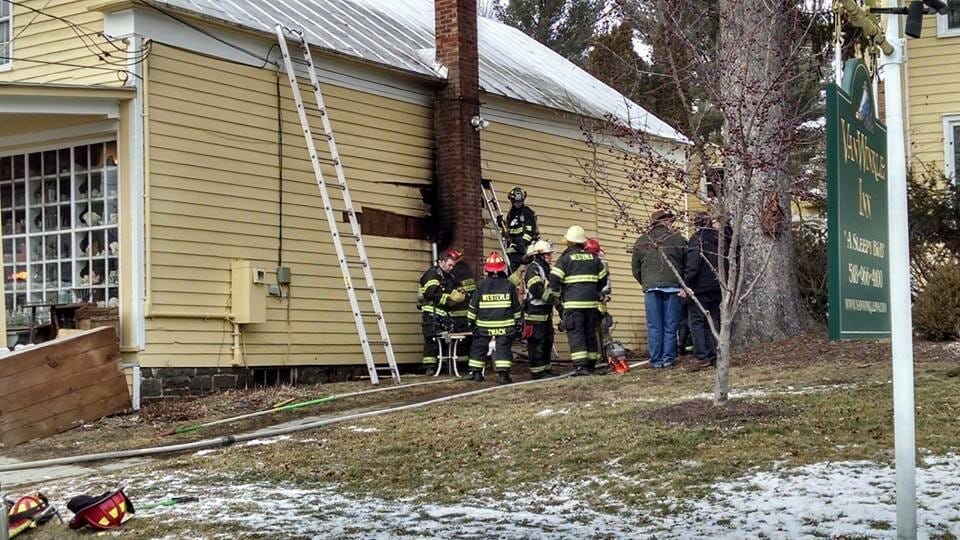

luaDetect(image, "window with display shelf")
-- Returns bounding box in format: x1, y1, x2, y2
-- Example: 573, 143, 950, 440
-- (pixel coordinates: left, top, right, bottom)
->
0, 141, 119, 326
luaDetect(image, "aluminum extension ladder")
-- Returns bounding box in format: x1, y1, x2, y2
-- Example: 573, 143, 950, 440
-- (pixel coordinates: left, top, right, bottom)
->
275, 25, 400, 385
480, 178, 510, 262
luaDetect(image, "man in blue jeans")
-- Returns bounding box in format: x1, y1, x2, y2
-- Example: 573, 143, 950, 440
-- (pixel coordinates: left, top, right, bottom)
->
631, 210, 686, 367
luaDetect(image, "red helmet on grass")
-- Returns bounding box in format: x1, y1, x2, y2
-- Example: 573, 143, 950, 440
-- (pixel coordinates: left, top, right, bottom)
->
7, 493, 57, 538
67, 488, 135, 530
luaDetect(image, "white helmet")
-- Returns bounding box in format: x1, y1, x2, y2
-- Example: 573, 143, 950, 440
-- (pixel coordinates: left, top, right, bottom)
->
563, 225, 587, 244
528, 239, 554, 256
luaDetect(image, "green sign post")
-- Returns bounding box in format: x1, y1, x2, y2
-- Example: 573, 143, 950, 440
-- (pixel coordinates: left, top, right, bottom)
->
827, 59, 891, 340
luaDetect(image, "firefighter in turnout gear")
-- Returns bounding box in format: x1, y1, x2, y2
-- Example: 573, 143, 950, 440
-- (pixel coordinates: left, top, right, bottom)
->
549, 225, 608, 376
585, 239, 629, 374
418, 249, 466, 374
467, 252, 522, 384
523, 240, 558, 379
448, 248, 476, 356
502, 187, 538, 271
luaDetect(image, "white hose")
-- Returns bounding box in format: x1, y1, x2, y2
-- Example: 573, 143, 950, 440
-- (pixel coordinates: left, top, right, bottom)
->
0, 372, 574, 474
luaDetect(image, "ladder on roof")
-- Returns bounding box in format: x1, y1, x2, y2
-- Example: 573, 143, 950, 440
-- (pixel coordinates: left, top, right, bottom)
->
480, 178, 510, 263
275, 25, 400, 385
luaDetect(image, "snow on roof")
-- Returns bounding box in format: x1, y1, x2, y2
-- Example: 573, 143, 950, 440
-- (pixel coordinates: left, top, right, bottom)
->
151, 0, 688, 143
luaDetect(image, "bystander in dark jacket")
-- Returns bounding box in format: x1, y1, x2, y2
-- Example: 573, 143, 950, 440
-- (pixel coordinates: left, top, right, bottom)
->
682, 213, 721, 370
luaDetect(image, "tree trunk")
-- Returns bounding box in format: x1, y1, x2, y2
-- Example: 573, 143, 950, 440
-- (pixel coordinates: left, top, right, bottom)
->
715, 294, 734, 404
718, 0, 813, 352
736, 195, 813, 343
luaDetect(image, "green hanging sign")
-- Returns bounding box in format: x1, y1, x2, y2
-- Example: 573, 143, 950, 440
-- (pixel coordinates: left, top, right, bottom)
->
827, 59, 891, 340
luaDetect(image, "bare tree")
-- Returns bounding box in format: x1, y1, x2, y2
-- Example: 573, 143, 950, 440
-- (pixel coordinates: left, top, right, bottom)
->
574, 0, 829, 403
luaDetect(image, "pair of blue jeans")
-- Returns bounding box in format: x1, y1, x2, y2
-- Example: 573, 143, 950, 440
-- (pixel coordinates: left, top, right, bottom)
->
644, 290, 682, 366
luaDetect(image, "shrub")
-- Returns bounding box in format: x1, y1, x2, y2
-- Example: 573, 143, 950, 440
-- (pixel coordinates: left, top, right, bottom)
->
793, 222, 828, 323
913, 264, 960, 341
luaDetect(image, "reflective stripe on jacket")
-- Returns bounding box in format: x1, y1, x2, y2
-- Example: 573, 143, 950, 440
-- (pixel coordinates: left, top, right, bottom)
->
468, 275, 521, 336
524, 258, 555, 322
506, 205, 537, 252
548, 245, 608, 309
449, 261, 476, 319
419, 265, 454, 316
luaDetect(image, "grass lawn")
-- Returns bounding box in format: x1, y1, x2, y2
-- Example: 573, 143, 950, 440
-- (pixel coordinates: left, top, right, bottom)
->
12, 333, 960, 539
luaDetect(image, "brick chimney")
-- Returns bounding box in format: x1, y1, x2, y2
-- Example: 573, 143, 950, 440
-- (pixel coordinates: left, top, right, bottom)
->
434, 0, 483, 275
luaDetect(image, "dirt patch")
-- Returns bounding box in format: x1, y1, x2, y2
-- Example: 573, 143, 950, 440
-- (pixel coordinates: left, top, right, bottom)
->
638, 398, 796, 427
732, 332, 958, 369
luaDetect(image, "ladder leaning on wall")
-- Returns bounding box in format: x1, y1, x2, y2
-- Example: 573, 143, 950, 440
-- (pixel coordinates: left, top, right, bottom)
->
480, 178, 511, 263
274, 25, 401, 385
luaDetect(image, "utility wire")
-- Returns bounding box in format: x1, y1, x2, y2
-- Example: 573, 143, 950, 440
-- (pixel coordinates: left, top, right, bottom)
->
8, 0, 52, 43
0, 55, 142, 81
3, 0, 135, 59
1, 0, 152, 69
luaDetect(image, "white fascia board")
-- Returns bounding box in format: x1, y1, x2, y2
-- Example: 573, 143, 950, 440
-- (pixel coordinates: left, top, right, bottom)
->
103, 8, 434, 106
0, 95, 120, 118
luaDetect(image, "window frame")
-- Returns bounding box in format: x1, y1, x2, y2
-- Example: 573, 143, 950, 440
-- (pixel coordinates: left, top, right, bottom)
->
0, 138, 121, 327
937, 0, 960, 38
0, 0, 11, 72
942, 114, 960, 184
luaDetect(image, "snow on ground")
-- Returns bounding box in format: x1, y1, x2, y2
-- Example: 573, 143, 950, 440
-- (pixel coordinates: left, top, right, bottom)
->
21, 453, 960, 539
691, 381, 887, 401
241, 435, 292, 446
658, 454, 960, 538
536, 408, 570, 417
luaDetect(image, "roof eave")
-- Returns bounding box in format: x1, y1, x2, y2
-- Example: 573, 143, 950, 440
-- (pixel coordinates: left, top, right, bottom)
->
91, 0, 446, 85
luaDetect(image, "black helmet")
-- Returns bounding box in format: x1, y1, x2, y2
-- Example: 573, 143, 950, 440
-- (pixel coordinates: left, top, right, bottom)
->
507, 187, 526, 202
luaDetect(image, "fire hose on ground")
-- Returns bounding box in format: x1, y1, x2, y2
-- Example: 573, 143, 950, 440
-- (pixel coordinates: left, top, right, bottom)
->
0, 361, 647, 474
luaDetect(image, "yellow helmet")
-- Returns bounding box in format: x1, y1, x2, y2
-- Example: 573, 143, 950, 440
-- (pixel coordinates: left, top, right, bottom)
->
563, 225, 587, 244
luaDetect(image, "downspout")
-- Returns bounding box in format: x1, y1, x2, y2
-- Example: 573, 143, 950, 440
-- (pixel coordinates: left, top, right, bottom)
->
127, 34, 149, 409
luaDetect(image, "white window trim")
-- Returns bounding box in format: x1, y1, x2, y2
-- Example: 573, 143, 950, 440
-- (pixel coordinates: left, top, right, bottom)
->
0, 0, 12, 72
1, 136, 122, 318
942, 114, 960, 184
937, 9, 960, 38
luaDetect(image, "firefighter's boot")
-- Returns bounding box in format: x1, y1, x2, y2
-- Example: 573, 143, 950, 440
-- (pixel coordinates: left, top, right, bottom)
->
470, 369, 484, 383
497, 370, 513, 385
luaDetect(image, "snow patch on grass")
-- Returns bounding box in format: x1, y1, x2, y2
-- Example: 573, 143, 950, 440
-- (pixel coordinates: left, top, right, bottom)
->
240, 435, 291, 446
659, 455, 960, 538
343, 425, 379, 433
22, 455, 960, 538
536, 408, 569, 417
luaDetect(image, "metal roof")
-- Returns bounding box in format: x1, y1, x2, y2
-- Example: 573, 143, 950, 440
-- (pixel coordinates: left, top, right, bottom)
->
152, 0, 687, 142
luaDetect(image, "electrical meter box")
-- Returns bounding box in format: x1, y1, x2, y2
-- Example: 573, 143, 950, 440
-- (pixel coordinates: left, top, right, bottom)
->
231, 260, 266, 324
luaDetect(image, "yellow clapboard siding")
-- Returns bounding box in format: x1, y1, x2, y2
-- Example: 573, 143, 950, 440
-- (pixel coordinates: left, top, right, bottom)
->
144, 45, 435, 365
1, 1, 121, 86
907, 25, 960, 175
